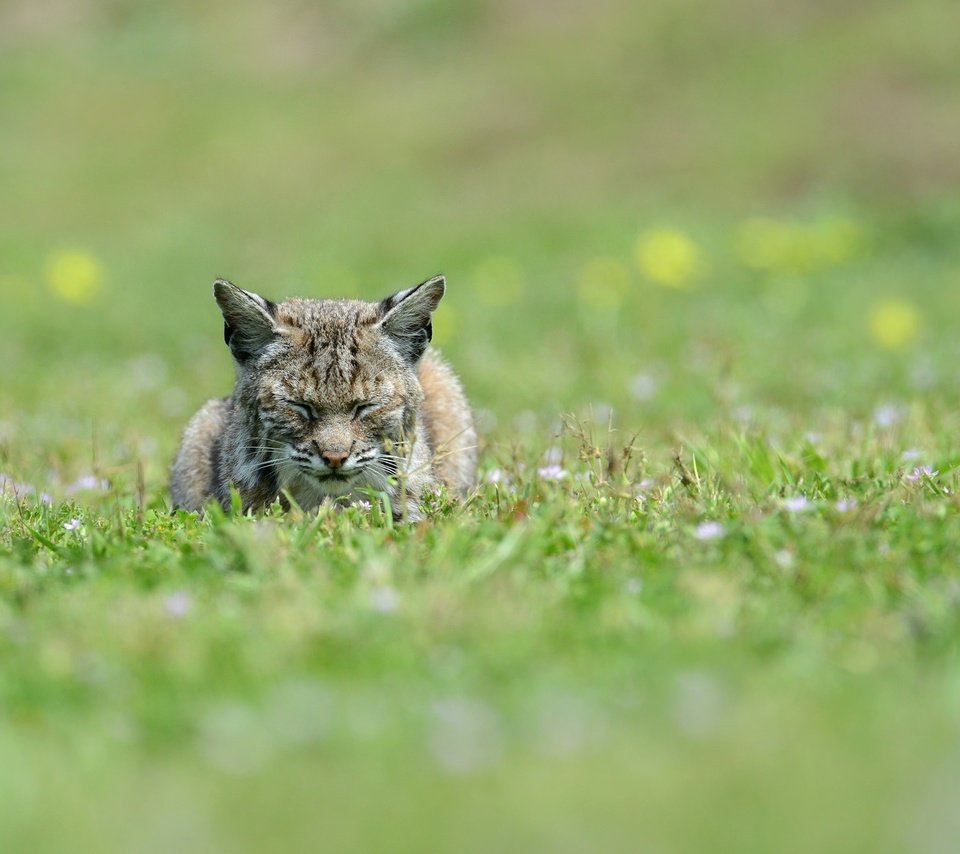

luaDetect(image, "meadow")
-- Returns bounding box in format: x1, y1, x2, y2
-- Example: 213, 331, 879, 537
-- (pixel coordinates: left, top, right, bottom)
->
2, 1, 960, 851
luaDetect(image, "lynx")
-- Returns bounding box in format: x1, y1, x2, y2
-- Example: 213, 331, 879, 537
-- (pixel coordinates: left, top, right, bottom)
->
170, 275, 476, 520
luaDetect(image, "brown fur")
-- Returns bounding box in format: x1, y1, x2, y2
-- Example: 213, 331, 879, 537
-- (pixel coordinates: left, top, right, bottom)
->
170, 275, 477, 520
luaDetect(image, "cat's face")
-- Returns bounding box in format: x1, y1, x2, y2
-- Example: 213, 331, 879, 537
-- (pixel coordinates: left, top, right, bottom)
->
214, 276, 443, 502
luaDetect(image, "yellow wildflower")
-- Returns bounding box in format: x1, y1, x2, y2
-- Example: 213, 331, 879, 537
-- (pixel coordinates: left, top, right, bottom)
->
868, 299, 920, 350
45, 249, 104, 304
634, 228, 701, 288
736, 217, 864, 275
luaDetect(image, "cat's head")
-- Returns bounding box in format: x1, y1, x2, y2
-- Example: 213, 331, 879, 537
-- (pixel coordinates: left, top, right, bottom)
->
213, 275, 445, 497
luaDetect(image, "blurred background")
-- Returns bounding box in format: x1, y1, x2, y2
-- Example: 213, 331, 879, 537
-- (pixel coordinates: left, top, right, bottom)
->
4, 4, 960, 852
1, 0, 959, 486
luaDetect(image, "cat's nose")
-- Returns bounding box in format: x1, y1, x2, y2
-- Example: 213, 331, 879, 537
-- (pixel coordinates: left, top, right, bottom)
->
321, 449, 350, 469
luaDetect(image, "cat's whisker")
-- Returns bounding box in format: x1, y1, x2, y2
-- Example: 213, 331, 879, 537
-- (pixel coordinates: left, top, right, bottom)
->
367, 460, 399, 477
376, 455, 409, 465
235, 440, 289, 451
244, 463, 280, 477
234, 444, 278, 455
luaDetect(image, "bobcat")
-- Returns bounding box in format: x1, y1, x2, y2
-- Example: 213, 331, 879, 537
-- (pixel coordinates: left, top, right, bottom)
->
170, 275, 476, 520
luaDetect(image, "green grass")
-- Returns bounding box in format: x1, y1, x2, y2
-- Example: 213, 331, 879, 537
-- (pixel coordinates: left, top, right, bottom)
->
3, 1, 960, 851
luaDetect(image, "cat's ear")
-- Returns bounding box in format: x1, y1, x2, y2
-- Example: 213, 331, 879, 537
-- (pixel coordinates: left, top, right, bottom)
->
378, 274, 445, 363
213, 279, 279, 362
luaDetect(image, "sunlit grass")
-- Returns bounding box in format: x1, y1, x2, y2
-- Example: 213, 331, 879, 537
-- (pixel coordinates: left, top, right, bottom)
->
2, 413, 959, 850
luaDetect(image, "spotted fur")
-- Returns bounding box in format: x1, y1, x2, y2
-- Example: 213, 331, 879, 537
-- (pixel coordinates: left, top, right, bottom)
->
170, 275, 477, 520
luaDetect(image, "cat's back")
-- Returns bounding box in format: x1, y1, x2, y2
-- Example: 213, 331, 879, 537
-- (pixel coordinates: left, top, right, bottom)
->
419, 349, 477, 498
170, 397, 229, 511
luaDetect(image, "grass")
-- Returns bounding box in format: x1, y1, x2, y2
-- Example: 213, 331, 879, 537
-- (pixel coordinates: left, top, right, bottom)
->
2, 1, 960, 851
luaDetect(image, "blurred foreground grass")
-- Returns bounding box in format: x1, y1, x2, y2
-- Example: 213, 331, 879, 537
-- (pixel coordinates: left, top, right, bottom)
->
2, 1, 960, 851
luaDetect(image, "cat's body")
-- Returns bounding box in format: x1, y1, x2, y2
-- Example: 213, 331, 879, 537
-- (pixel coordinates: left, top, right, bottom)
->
170, 275, 476, 520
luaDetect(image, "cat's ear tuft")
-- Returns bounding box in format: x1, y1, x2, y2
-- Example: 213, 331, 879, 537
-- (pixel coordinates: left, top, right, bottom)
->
378, 274, 445, 363
213, 279, 279, 362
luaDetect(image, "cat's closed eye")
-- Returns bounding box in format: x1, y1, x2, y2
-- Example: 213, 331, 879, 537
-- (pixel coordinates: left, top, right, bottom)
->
286, 400, 319, 421
351, 401, 378, 420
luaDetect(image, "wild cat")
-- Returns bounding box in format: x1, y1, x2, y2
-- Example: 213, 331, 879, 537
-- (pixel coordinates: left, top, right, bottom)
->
170, 275, 477, 520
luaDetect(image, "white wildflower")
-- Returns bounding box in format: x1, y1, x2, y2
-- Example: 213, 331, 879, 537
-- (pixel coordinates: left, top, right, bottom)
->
694, 521, 726, 541
773, 549, 795, 570
65, 474, 109, 494
369, 586, 399, 614
485, 469, 509, 484
164, 591, 193, 618
629, 373, 658, 401
537, 465, 568, 481
873, 404, 902, 428
782, 496, 810, 513
543, 447, 563, 464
